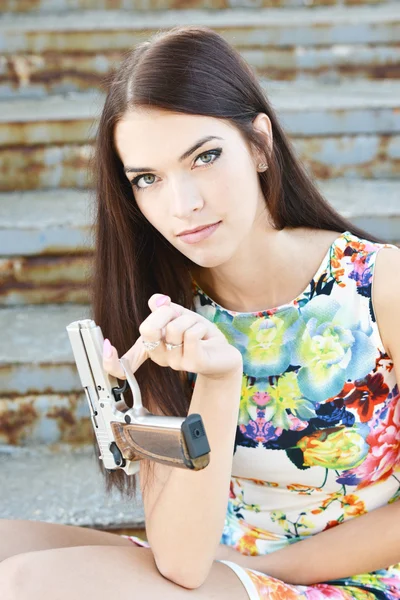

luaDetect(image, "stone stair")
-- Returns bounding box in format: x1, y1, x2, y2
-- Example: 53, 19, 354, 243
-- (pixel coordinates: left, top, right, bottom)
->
0, 0, 399, 533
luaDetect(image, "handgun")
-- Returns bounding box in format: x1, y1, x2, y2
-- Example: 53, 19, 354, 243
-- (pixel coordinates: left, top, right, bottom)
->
66, 319, 211, 476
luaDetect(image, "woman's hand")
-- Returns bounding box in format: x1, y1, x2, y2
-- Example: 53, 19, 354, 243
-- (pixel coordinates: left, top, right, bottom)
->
102, 293, 243, 381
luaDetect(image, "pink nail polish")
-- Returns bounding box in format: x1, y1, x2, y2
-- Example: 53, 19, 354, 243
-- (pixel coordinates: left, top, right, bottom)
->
156, 295, 170, 307
103, 338, 113, 358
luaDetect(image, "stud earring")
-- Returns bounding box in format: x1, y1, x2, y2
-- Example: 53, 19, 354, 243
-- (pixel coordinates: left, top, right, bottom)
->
257, 162, 268, 171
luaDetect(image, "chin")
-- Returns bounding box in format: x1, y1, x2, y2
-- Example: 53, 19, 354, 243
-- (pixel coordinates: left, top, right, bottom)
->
186, 249, 232, 269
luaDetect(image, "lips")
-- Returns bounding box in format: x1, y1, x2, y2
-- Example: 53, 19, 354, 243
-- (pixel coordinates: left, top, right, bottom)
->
178, 221, 220, 236
177, 221, 222, 244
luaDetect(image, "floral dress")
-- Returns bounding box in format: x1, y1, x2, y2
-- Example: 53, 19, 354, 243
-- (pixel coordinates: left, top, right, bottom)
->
123, 230, 400, 599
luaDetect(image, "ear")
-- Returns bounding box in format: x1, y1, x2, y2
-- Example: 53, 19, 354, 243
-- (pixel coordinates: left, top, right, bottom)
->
251, 112, 273, 165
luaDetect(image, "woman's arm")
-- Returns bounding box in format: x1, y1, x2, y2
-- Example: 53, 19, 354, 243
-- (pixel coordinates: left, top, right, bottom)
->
242, 499, 400, 585
147, 369, 243, 589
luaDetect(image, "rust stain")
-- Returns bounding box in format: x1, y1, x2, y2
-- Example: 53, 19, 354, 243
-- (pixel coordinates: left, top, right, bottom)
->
7, 54, 44, 88
47, 406, 76, 426
0, 394, 93, 446
0, 254, 92, 284
339, 63, 400, 80
3, 42, 399, 93
0, 144, 93, 191
1, 120, 95, 147
297, 134, 400, 179
0, 363, 83, 397
2, 50, 122, 90
2, 0, 384, 12
0, 362, 76, 374
0, 401, 38, 446
2, 134, 400, 191
0, 255, 91, 285
4, 60, 399, 92
47, 398, 93, 445
0, 283, 90, 305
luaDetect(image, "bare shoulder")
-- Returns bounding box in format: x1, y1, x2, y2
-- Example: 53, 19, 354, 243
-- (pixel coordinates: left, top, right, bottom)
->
372, 245, 400, 362
295, 227, 344, 252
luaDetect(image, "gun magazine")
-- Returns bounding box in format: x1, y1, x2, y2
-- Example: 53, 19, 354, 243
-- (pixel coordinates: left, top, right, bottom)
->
111, 421, 210, 471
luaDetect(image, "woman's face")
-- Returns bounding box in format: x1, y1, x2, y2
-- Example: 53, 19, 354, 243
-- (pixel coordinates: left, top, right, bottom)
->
114, 107, 271, 269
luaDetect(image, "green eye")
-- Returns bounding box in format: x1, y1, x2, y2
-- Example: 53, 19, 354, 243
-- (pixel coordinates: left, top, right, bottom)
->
195, 149, 222, 166
131, 147, 222, 192
131, 173, 156, 190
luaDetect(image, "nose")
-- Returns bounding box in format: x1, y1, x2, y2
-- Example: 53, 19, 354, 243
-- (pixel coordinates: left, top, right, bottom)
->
170, 175, 204, 219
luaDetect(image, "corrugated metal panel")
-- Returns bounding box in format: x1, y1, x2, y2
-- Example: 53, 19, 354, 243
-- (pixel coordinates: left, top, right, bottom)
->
1, 7, 398, 55
1, 135, 399, 191
0, 255, 91, 305
0, 144, 92, 191
294, 134, 400, 179
0, 393, 92, 445
1, 0, 390, 14
1, 362, 82, 395
2, 45, 399, 98
3, 82, 400, 144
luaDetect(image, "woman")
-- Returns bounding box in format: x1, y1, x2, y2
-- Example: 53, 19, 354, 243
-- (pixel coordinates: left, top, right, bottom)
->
1, 25, 400, 600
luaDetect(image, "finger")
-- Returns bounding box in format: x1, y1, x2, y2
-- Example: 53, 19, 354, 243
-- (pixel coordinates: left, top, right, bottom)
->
120, 334, 149, 374
148, 293, 184, 317
102, 336, 149, 380
102, 339, 126, 379
148, 294, 217, 336
148, 294, 172, 312
164, 313, 198, 344
183, 321, 209, 349
139, 304, 182, 342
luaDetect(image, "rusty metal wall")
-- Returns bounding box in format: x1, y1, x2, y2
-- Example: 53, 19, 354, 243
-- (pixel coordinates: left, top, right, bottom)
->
2, 45, 399, 97
1, 135, 399, 193
0, 394, 92, 446
1, 6, 398, 100
0, 255, 91, 305
0, 303, 93, 446
1, 1, 399, 448
1, 0, 390, 13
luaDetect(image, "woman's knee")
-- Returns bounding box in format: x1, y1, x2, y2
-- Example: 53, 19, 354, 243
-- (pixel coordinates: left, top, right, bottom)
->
0, 545, 159, 600
0, 551, 28, 599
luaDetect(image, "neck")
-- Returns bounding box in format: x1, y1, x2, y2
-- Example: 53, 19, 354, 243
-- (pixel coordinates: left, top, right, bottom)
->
191, 226, 340, 313
192, 227, 313, 312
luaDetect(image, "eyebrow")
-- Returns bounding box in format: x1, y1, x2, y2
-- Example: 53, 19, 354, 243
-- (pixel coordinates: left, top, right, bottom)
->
123, 135, 224, 174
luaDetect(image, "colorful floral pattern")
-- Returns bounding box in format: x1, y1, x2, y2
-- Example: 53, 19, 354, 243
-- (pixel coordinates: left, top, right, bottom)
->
121, 232, 400, 598
187, 231, 400, 598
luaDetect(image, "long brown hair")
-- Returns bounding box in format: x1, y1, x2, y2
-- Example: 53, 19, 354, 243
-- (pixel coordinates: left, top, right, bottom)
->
88, 25, 383, 501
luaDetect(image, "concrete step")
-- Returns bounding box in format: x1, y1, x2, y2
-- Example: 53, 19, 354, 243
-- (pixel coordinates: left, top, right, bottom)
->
1, 81, 400, 190
1, 5, 398, 97
0, 444, 145, 529
2, 0, 389, 15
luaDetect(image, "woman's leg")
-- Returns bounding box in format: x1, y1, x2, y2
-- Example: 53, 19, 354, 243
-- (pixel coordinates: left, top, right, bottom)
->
0, 544, 250, 599
0, 518, 134, 562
